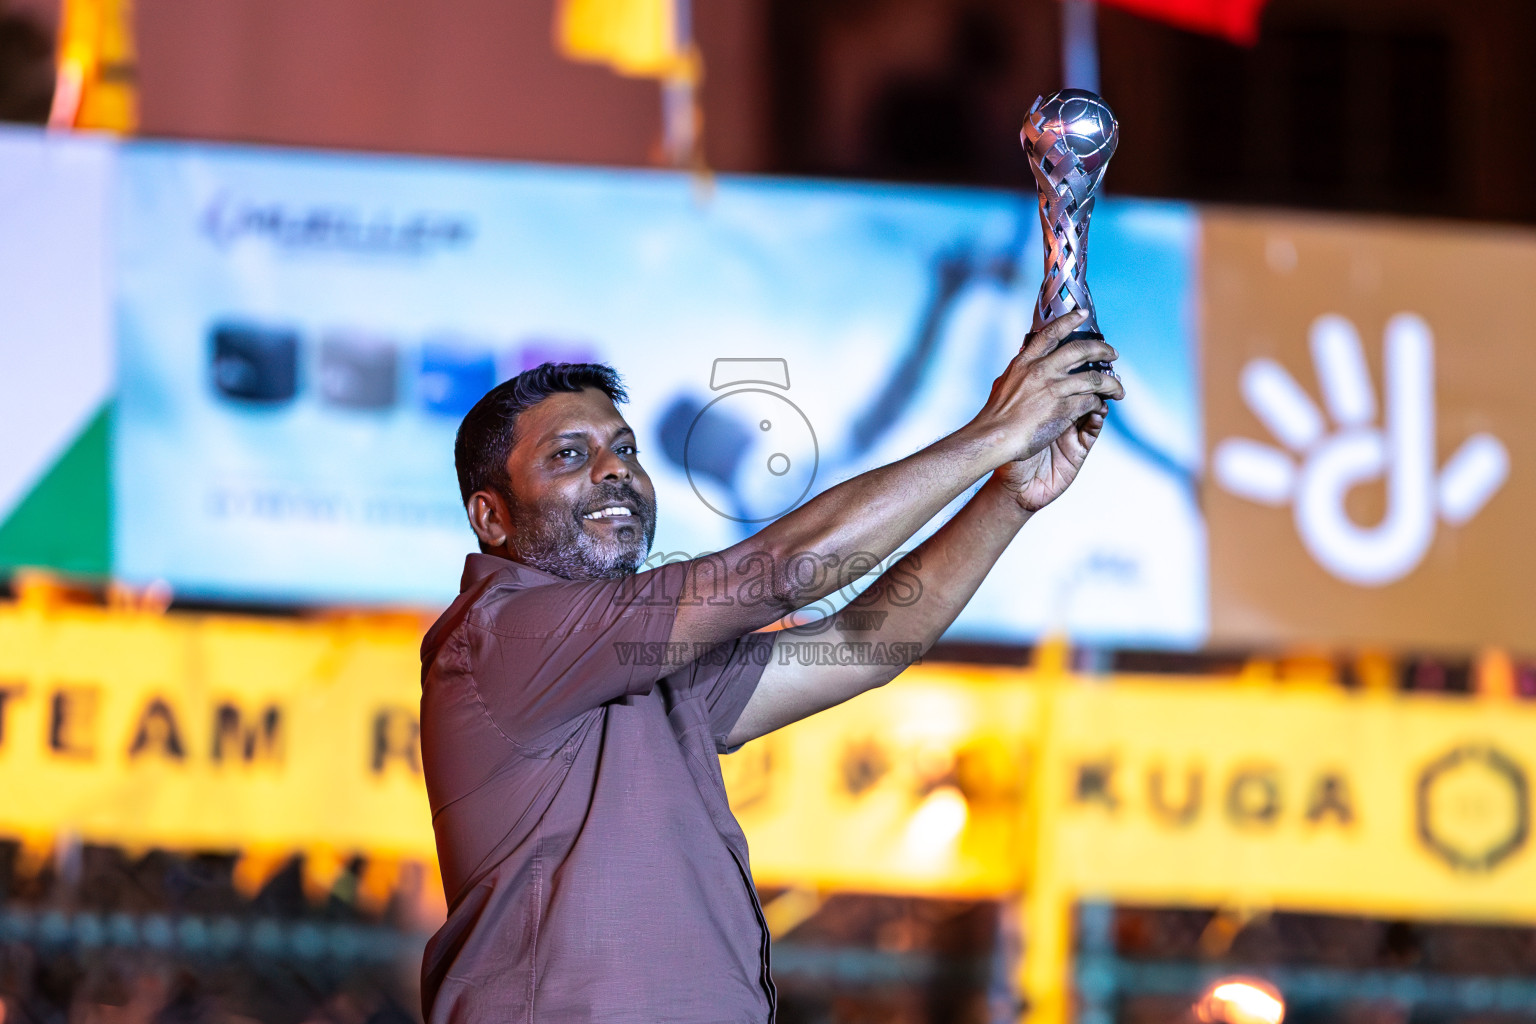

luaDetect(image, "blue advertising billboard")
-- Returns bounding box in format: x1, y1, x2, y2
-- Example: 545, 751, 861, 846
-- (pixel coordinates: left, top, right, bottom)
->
115, 140, 1203, 645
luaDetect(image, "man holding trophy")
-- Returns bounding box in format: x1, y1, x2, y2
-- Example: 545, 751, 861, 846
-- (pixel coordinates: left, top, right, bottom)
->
418, 92, 1122, 1023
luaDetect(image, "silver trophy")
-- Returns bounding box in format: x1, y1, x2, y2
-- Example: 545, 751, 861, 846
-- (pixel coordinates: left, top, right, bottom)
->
1020, 88, 1118, 371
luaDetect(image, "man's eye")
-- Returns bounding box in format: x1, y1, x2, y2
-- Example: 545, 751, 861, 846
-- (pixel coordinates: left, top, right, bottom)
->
617, 445, 638, 456
556, 448, 582, 459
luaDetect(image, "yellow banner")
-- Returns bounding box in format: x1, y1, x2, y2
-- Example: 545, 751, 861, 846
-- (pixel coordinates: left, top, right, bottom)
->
0, 600, 1036, 898
1036, 680, 1536, 921
0, 602, 432, 859
6, 600, 1536, 927
1019, 679, 1536, 1024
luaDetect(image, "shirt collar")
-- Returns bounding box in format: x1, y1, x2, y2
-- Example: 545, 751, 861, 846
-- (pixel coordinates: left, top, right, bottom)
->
460, 552, 562, 593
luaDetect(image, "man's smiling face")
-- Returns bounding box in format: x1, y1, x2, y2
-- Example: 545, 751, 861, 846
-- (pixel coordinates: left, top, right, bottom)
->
500, 387, 658, 580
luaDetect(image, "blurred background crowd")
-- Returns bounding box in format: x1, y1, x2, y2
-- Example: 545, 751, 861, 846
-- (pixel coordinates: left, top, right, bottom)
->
1, 1, 1534, 1023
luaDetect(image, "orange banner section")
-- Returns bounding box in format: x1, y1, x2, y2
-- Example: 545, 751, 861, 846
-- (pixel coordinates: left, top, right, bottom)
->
1201, 209, 1536, 650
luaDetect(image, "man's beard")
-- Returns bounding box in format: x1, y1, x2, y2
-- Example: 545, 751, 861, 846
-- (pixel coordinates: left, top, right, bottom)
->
506, 483, 657, 581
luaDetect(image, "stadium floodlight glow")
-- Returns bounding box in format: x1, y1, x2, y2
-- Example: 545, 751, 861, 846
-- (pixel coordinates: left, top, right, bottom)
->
1194, 977, 1285, 1024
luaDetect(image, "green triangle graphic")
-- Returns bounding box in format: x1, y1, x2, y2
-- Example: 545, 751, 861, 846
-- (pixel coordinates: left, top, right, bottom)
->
0, 403, 111, 576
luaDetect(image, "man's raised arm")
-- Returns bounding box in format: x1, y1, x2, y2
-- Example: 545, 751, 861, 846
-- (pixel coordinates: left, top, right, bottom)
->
669, 309, 1122, 653
724, 388, 1109, 745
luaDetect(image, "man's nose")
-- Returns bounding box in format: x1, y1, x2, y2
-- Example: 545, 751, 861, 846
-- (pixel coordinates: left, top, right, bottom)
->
591, 448, 632, 482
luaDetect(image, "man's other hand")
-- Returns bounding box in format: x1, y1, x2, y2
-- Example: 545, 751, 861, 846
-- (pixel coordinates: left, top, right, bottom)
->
993, 400, 1108, 513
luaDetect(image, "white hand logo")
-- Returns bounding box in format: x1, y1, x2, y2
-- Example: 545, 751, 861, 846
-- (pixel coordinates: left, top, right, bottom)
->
1214, 313, 1509, 586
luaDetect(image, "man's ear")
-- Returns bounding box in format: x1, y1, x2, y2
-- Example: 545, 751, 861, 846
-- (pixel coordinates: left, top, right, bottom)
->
467, 489, 512, 552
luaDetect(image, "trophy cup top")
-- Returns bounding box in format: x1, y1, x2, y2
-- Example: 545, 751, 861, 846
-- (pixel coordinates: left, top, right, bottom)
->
1021, 88, 1119, 178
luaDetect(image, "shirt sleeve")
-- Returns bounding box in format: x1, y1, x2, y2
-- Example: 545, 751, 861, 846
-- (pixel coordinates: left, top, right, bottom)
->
462, 561, 688, 752
673, 630, 780, 754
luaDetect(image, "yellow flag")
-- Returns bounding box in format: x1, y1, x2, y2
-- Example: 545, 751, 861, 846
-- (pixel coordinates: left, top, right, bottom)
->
554, 0, 687, 79
51, 0, 138, 132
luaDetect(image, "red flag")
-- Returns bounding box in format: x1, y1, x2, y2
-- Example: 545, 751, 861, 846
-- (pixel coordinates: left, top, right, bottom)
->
1095, 0, 1270, 46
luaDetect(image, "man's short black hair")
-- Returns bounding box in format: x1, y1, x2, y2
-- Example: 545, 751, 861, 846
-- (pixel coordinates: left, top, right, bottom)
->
454, 362, 629, 505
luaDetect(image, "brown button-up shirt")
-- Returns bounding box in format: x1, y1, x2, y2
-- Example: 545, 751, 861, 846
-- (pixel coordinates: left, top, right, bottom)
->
419, 554, 778, 1023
